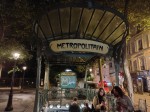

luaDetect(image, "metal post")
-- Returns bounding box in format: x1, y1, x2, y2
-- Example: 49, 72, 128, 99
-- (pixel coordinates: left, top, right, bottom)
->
98, 58, 104, 88
60, 73, 62, 107
84, 65, 88, 99
5, 60, 17, 111
20, 70, 25, 92
85, 65, 88, 89
44, 62, 50, 90
33, 52, 42, 112
114, 59, 120, 86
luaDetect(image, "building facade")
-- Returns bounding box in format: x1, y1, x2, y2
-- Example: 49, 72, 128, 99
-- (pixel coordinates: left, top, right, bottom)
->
127, 30, 150, 92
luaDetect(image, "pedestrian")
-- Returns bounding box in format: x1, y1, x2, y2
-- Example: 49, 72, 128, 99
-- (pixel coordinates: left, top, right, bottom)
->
82, 102, 92, 112
92, 88, 107, 112
112, 86, 134, 112
69, 97, 80, 112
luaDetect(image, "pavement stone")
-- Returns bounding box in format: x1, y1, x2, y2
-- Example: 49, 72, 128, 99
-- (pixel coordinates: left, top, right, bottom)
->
0, 88, 150, 112
133, 92, 150, 111
0, 88, 35, 112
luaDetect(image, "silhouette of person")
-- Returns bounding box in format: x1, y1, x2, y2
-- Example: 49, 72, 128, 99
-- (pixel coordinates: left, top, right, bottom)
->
69, 97, 80, 112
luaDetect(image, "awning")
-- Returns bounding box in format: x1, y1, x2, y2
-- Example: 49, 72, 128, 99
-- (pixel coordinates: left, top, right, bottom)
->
34, 1, 128, 65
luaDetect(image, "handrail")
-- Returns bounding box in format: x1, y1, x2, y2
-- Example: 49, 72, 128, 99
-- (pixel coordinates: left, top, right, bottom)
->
39, 88, 116, 111
39, 88, 96, 111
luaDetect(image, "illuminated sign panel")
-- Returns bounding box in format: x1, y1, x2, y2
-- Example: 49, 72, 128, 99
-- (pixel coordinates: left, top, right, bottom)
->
61, 75, 77, 89
50, 39, 109, 54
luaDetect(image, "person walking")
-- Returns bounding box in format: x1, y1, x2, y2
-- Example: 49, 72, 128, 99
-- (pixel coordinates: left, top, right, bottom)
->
92, 88, 107, 112
82, 102, 92, 112
69, 97, 80, 112
111, 86, 134, 112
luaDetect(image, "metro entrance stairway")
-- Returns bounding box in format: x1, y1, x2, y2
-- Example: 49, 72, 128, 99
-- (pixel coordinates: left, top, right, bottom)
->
40, 88, 115, 112
40, 88, 148, 112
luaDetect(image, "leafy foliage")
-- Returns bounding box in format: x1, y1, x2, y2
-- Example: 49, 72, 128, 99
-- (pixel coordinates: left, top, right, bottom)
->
128, 0, 150, 28
0, 38, 32, 63
0, 0, 33, 64
1, 0, 150, 41
0, 0, 149, 64
103, 0, 150, 31
8, 66, 21, 74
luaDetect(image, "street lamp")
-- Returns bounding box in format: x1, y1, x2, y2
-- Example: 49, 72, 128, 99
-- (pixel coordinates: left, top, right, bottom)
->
5, 52, 20, 111
20, 66, 27, 92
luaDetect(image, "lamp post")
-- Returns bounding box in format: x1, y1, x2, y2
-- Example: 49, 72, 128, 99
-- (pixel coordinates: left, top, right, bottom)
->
5, 52, 20, 111
20, 66, 27, 92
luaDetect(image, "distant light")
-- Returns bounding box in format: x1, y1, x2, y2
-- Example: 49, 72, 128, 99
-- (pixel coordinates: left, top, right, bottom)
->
49, 105, 53, 108
57, 104, 61, 108
89, 68, 92, 72
65, 69, 72, 72
80, 103, 85, 109
103, 64, 106, 68
107, 82, 112, 86
13, 52, 20, 60
23, 66, 27, 70
138, 78, 142, 79
66, 104, 69, 108
88, 104, 92, 108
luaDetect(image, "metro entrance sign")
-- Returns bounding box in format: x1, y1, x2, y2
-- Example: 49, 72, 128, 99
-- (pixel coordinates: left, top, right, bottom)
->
50, 39, 109, 54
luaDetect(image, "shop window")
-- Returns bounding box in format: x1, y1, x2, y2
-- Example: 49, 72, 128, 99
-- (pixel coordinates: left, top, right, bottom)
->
138, 39, 143, 50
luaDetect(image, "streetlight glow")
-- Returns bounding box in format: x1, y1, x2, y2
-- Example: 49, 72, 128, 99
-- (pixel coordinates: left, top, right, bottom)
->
89, 68, 92, 72
23, 66, 27, 70
13, 52, 20, 60
20, 66, 27, 93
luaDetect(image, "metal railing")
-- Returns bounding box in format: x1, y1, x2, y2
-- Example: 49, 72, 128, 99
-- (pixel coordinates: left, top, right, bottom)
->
39, 88, 117, 111
39, 88, 97, 111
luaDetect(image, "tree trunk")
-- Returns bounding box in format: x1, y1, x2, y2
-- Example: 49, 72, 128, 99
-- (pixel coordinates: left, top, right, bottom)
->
0, 23, 5, 78
119, 33, 134, 103
123, 53, 134, 103
121, 28, 134, 102
114, 60, 120, 86
0, 63, 2, 78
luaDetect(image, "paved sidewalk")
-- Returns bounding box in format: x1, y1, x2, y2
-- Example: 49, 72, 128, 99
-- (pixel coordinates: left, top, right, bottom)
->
0, 87, 150, 112
133, 92, 150, 111
0, 88, 35, 112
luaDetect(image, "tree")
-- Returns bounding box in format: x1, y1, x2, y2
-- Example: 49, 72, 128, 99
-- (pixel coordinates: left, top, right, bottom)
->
103, 0, 150, 32
0, 0, 34, 78
0, 39, 32, 78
